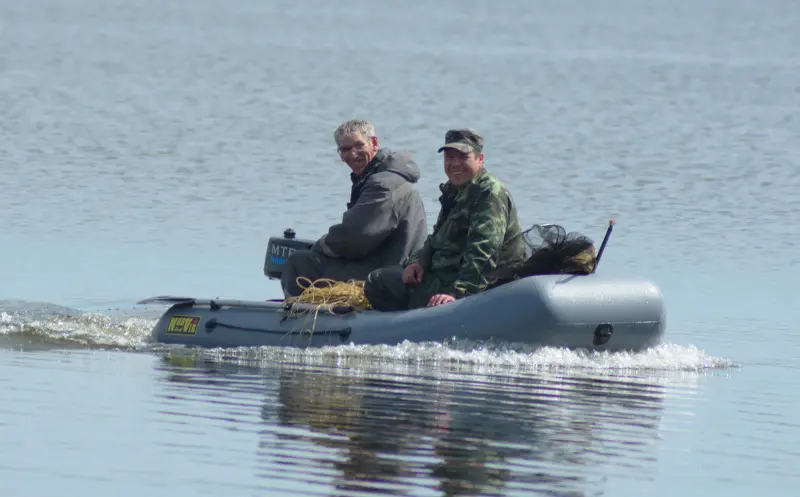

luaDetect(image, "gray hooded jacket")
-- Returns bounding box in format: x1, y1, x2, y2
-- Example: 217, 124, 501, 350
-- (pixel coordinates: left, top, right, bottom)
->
312, 148, 428, 281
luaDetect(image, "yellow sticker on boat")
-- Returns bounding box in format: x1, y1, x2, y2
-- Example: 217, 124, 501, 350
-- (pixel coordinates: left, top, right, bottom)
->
166, 315, 201, 335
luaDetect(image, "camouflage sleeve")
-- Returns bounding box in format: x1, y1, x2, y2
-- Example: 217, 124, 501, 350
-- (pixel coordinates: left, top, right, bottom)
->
404, 236, 432, 270
451, 187, 509, 298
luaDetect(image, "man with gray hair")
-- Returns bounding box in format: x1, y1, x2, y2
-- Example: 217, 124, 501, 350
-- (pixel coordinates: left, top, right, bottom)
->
280, 119, 428, 297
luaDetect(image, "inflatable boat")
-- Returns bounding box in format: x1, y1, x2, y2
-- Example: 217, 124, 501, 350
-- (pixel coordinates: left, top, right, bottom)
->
141, 273, 665, 352
140, 223, 666, 352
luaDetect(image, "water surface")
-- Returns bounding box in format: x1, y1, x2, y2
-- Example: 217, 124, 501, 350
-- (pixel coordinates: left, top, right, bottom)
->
1, 0, 798, 495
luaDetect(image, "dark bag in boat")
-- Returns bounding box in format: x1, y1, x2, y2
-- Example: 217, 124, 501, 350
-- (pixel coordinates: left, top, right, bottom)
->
487, 223, 596, 287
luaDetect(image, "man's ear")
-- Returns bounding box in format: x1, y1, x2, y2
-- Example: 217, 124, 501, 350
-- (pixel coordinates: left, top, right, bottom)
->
370, 136, 379, 149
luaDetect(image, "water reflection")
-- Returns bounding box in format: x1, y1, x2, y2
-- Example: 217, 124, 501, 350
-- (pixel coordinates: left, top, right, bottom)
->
156, 355, 674, 496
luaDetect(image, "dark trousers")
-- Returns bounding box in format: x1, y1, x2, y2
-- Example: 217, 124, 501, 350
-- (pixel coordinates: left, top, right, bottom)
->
363, 266, 410, 311
281, 250, 327, 298
364, 265, 443, 311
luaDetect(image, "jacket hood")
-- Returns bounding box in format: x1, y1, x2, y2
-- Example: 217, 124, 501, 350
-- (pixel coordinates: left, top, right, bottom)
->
372, 148, 421, 183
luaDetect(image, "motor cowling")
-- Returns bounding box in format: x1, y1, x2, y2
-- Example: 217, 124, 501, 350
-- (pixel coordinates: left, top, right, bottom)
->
263, 228, 315, 279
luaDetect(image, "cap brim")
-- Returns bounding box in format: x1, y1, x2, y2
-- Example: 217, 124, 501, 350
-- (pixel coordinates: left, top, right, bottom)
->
437, 143, 473, 153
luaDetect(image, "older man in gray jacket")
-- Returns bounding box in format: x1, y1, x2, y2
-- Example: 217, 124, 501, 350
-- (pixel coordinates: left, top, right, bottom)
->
281, 120, 428, 297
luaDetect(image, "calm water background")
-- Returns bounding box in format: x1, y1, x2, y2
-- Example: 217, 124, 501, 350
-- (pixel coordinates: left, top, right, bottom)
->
1, 0, 798, 495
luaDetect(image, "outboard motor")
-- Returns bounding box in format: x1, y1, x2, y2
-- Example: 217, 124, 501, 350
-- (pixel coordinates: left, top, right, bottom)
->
263, 228, 315, 279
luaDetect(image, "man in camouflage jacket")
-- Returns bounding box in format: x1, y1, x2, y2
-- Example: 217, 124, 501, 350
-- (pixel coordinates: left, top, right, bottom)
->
364, 129, 527, 311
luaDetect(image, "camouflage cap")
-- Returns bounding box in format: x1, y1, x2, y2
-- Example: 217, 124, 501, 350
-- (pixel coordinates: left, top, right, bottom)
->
437, 129, 484, 154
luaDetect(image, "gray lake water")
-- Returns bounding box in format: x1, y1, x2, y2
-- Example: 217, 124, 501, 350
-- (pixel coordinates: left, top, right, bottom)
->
1, 0, 799, 495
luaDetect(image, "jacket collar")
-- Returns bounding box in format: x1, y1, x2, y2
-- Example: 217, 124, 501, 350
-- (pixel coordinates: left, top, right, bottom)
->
439, 167, 487, 199
350, 149, 386, 185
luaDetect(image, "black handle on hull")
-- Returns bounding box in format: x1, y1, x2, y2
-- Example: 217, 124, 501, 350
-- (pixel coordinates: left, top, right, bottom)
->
593, 324, 614, 345
204, 318, 352, 341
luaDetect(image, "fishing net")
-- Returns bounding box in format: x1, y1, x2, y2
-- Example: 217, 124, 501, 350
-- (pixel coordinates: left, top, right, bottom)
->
286, 277, 372, 311
487, 223, 597, 287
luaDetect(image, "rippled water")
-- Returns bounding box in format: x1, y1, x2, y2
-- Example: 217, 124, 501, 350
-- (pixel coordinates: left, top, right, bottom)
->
0, 343, 734, 496
1, 0, 799, 494
0, 304, 783, 495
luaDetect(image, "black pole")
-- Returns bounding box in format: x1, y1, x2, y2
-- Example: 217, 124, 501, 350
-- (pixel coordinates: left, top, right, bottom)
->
592, 219, 615, 273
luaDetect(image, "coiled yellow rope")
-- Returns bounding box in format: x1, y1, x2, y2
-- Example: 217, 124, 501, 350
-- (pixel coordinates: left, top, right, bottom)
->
282, 277, 371, 339
285, 277, 372, 311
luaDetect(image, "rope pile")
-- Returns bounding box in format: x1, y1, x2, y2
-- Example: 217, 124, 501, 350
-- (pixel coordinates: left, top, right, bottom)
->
285, 277, 372, 312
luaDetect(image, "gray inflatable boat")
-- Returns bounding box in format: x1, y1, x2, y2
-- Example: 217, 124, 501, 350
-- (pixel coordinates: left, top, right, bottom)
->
140, 273, 665, 352
141, 223, 666, 352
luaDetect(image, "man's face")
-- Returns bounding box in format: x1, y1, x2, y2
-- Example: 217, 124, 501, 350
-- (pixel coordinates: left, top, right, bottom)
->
337, 132, 378, 175
443, 148, 484, 186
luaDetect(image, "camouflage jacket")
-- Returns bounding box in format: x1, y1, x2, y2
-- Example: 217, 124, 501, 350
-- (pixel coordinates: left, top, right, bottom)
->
406, 169, 527, 298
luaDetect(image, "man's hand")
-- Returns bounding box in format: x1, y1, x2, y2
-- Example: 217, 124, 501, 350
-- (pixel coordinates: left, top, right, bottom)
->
402, 263, 424, 284
427, 294, 455, 307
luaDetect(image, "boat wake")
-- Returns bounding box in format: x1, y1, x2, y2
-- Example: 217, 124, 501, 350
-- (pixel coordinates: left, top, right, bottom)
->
0, 300, 157, 350
0, 300, 736, 372
190, 339, 737, 373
